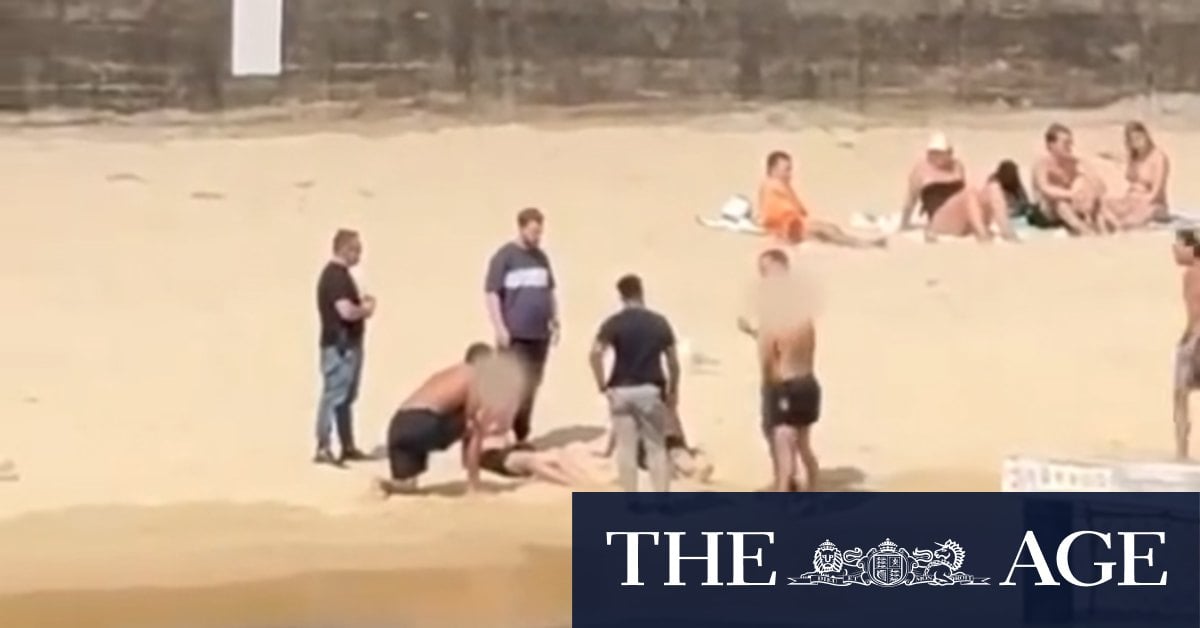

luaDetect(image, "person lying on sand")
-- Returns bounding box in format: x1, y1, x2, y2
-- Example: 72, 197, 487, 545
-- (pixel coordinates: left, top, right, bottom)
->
1031, 123, 1119, 235
757, 151, 887, 249
1100, 121, 1171, 229
480, 433, 596, 486
899, 133, 1017, 243
1172, 229, 1200, 460
377, 343, 518, 497
738, 249, 822, 491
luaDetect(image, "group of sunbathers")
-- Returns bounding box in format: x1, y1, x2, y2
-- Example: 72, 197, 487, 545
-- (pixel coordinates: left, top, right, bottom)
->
755, 120, 1171, 246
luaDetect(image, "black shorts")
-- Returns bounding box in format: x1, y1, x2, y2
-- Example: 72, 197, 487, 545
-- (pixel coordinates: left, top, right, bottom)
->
761, 374, 821, 433
1177, 338, 1200, 389
1024, 203, 1065, 229
386, 408, 465, 480
480, 446, 524, 478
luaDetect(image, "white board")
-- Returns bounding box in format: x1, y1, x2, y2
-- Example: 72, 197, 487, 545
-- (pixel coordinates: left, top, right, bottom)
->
231, 0, 284, 77
1003, 455, 1200, 492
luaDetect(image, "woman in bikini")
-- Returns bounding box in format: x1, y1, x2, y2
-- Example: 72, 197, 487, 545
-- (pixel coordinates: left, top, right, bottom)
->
1104, 121, 1171, 229
900, 133, 1003, 242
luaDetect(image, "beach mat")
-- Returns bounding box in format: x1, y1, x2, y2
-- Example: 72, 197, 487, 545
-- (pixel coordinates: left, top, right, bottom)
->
850, 211, 1053, 241
694, 214, 764, 235
851, 209, 1200, 240
851, 211, 1092, 241
696, 194, 764, 235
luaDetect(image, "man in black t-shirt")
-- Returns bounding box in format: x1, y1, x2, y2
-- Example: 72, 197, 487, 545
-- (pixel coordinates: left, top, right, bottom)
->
588, 274, 680, 492
314, 229, 376, 466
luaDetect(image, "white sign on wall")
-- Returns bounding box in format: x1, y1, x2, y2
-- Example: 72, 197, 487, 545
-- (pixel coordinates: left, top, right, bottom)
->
231, 0, 284, 77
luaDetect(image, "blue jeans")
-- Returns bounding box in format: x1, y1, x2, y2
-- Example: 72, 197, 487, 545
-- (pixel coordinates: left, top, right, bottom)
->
316, 345, 363, 451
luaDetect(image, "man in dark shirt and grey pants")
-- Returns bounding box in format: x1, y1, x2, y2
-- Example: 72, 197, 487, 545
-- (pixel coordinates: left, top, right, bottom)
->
485, 208, 559, 448
314, 229, 375, 465
589, 274, 680, 492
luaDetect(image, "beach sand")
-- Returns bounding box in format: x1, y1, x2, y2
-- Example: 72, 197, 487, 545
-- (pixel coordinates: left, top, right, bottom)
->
0, 108, 1190, 625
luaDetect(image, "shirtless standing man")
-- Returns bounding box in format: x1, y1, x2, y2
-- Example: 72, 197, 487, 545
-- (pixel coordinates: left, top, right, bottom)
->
738, 249, 822, 491
377, 343, 518, 496
1031, 123, 1117, 235
1171, 230, 1200, 460
758, 151, 886, 248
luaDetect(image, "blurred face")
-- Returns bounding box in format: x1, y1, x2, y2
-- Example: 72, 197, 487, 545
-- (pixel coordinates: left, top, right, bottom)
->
1127, 129, 1150, 156
926, 148, 954, 170
519, 220, 544, 248
757, 255, 788, 277
771, 158, 793, 181
338, 237, 362, 267
1049, 132, 1074, 159
1174, 239, 1196, 266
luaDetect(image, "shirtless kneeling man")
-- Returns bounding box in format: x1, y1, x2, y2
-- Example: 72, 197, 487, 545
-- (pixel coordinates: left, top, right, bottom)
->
378, 343, 517, 496
738, 249, 822, 491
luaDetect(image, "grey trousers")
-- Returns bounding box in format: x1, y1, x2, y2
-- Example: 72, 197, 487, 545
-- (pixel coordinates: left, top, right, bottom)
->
608, 385, 670, 492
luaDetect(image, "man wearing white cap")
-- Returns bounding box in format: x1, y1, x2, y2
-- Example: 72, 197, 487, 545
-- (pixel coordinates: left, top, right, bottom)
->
899, 132, 1003, 242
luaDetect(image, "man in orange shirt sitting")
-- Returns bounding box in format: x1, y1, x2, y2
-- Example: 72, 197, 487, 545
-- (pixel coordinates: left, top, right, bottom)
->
757, 151, 886, 248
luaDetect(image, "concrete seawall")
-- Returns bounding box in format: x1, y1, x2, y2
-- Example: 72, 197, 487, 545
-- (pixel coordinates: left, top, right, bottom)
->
2, 0, 1199, 113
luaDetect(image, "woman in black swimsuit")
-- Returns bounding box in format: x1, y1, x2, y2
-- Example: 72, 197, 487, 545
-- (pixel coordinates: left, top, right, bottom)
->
900, 134, 993, 242
976, 160, 1028, 238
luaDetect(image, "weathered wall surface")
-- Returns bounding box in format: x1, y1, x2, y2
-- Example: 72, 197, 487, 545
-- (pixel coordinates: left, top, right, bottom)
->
2, 0, 1200, 113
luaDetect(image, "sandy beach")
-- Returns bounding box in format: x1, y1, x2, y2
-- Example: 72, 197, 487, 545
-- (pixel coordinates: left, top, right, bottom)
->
0, 106, 1191, 625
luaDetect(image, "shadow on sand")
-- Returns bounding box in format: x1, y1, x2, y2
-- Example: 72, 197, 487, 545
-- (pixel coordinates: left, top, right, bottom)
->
528, 424, 606, 450
418, 479, 522, 497
817, 466, 869, 491
753, 465, 870, 492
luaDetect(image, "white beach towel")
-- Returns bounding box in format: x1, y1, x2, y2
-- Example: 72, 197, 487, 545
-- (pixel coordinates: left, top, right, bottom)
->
1157, 211, 1200, 230
695, 195, 764, 235
849, 211, 1068, 241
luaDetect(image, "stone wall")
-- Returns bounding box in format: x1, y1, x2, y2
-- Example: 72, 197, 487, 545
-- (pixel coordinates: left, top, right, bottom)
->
2, 0, 1200, 113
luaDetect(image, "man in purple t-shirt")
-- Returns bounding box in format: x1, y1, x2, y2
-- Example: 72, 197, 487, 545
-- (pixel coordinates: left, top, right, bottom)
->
484, 208, 560, 448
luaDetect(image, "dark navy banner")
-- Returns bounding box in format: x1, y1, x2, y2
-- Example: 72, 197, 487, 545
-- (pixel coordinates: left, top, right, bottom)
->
572, 493, 1199, 628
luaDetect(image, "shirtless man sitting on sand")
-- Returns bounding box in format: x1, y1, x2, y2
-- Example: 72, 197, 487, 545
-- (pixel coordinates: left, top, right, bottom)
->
1031, 123, 1118, 235
758, 151, 887, 249
738, 249, 822, 491
377, 343, 519, 496
1171, 229, 1200, 460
